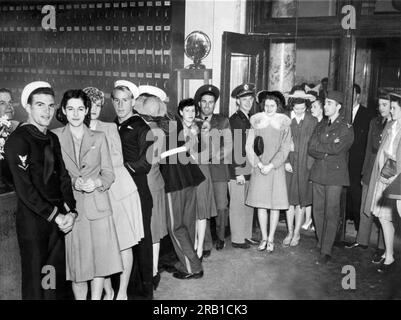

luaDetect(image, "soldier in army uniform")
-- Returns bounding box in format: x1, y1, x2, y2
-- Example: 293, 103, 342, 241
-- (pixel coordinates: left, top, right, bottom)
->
195, 84, 233, 251
308, 91, 354, 264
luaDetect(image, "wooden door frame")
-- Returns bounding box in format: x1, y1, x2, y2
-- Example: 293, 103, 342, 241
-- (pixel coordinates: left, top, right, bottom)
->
220, 31, 268, 117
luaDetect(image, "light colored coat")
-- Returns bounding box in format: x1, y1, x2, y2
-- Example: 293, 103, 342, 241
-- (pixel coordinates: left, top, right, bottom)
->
364, 120, 401, 216
53, 125, 115, 220
94, 120, 138, 199
245, 112, 292, 209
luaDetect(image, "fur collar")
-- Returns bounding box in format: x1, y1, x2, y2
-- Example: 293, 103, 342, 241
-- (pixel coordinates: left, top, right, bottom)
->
250, 112, 291, 130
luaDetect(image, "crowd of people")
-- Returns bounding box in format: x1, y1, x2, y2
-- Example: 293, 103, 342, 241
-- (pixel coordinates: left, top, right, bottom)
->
1, 78, 401, 300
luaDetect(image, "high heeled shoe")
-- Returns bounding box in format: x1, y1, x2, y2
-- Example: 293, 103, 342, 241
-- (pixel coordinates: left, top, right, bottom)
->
290, 234, 300, 247
282, 233, 293, 247
153, 272, 161, 290
266, 241, 275, 253
257, 240, 268, 251
301, 219, 313, 230
377, 260, 396, 273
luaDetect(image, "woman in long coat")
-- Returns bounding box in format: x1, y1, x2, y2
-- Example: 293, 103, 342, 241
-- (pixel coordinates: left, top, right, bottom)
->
53, 89, 123, 299
245, 92, 292, 253
84, 87, 144, 300
364, 92, 401, 273
283, 91, 317, 247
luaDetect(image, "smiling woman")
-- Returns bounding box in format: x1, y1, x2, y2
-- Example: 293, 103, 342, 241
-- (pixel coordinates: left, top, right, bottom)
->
56, 90, 91, 128
52, 89, 123, 300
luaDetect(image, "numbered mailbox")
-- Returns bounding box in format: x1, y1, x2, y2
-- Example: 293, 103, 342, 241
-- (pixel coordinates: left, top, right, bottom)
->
162, 26, 171, 49
154, 25, 163, 50
145, 25, 154, 49
137, 25, 146, 49
136, 48, 146, 74
161, 50, 171, 73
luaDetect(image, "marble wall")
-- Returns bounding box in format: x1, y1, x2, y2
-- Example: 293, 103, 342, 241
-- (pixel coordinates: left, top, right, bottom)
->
268, 0, 297, 93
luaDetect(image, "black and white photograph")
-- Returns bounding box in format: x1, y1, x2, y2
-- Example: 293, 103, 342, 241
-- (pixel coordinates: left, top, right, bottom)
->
1, 0, 401, 306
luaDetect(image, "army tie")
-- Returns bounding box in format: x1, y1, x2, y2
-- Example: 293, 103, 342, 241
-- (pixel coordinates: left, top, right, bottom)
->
328, 119, 332, 126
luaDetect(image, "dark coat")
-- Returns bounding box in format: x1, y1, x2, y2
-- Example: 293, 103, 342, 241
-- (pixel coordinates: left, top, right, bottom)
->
115, 113, 153, 205
286, 113, 317, 206
361, 116, 387, 185
308, 116, 354, 186
206, 113, 232, 182
228, 110, 251, 180
349, 105, 373, 182
159, 117, 205, 193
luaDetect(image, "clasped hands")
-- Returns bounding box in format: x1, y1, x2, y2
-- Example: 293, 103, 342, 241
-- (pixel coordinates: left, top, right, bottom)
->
257, 162, 274, 175
55, 212, 76, 234
74, 177, 101, 193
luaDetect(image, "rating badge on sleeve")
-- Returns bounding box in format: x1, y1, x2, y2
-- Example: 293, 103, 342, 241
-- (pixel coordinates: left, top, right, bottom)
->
18, 155, 29, 170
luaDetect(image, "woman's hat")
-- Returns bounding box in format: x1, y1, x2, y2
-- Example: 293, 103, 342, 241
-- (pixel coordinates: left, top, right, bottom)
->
21, 81, 51, 108
287, 90, 315, 101
256, 90, 286, 107
138, 85, 167, 101
389, 91, 401, 100
114, 80, 140, 100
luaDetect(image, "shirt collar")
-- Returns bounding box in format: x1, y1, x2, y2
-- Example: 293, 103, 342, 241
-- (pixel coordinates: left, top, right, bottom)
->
291, 111, 305, 122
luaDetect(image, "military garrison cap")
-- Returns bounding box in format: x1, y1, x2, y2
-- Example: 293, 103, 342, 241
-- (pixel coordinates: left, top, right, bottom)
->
326, 90, 344, 104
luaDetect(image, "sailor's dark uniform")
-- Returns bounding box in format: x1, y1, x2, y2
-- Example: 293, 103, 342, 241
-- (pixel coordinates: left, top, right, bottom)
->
5, 124, 76, 300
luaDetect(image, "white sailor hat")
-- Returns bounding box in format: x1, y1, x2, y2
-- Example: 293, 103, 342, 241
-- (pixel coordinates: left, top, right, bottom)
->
114, 80, 140, 100
138, 85, 167, 101
21, 81, 51, 108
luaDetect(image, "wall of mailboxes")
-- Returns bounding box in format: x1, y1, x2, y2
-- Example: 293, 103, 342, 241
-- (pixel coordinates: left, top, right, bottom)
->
0, 1, 185, 122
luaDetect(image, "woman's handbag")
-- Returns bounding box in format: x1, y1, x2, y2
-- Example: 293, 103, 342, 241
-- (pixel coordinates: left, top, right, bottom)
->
380, 158, 397, 179
254, 136, 264, 157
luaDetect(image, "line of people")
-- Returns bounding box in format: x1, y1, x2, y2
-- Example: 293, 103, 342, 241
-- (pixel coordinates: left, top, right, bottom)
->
3, 78, 401, 300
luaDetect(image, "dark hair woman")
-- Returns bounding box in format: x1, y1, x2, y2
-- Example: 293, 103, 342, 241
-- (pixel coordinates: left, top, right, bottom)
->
245, 91, 292, 253
52, 89, 122, 299
282, 90, 317, 247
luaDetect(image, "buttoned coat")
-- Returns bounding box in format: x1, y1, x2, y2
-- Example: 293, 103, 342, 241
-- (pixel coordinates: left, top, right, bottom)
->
308, 116, 354, 186
53, 125, 115, 221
